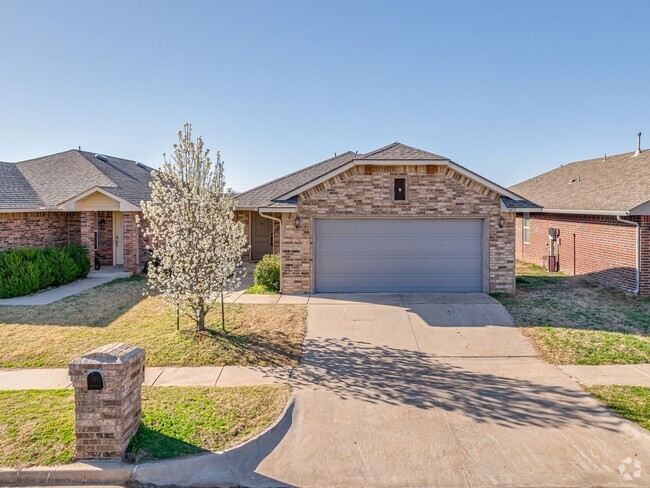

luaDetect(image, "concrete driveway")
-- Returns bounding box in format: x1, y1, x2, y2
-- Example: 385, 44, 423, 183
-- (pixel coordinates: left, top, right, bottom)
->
251, 293, 650, 487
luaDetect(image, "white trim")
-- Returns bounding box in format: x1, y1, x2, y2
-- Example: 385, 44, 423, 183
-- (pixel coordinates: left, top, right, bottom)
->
0, 207, 60, 213
257, 206, 297, 213
526, 208, 630, 216
357, 159, 448, 164
58, 187, 141, 212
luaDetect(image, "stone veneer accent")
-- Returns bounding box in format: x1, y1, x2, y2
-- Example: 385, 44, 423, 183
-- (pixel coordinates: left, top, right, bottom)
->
279, 165, 515, 294
69, 343, 145, 460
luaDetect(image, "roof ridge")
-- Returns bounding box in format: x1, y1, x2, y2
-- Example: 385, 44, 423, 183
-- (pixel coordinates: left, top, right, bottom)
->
237, 150, 357, 198
15, 149, 80, 165
360, 141, 447, 160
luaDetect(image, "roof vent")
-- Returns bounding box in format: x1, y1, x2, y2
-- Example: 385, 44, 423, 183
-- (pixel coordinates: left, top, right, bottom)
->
634, 132, 642, 157
95, 154, 110, 162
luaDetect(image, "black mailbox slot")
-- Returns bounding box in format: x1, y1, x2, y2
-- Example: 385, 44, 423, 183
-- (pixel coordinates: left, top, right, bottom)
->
87, 371, 104, 390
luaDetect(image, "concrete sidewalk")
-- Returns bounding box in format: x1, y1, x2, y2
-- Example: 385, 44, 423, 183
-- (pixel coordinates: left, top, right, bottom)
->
0, 366, 292, 390
560, 363, 650, 387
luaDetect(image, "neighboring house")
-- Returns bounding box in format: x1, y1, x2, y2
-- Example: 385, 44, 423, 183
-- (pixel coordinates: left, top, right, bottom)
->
235, 142, 536, 294
510, 142, 650, 296
0, 150, 152, 273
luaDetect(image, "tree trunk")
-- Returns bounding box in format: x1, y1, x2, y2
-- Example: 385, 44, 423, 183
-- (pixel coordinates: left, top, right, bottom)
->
197, 305, 206, 332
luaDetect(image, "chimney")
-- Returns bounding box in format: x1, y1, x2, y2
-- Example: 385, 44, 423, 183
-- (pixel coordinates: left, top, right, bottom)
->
634, 132, 642, 156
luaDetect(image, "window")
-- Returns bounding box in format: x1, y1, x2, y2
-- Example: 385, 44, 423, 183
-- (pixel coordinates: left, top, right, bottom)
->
94, 212, 99, 251
523, 213, 530, 244
394, 178, 406, 201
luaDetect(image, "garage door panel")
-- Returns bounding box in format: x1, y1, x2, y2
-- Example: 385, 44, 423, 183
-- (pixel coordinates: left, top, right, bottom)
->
314, 219, 484, 293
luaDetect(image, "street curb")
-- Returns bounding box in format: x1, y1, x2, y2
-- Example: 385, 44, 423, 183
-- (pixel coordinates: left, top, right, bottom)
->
0, 393, 296, 487
0, 461, 133, 485
133, 392, 297, 487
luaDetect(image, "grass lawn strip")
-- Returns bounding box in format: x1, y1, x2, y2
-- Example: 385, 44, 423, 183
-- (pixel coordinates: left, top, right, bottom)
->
586, 385, 650, 431
0, 385, 291, 468
493, 261, 650, 365
0, 276, 306, 368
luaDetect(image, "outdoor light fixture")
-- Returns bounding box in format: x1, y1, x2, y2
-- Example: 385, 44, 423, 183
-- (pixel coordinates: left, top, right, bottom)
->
498, 215, 506, 229
99, 219, 106, 225
294, 215, 302, 228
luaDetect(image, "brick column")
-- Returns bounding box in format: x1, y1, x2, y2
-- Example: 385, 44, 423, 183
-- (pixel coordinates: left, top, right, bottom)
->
69, 343, 145, 459
640, 216, 650, 297
79, 211, 95, 266
122, 212, 138, 274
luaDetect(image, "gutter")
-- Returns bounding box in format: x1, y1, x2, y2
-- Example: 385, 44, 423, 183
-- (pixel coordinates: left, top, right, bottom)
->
258, 211, 283, 293
616, 216, 641, 294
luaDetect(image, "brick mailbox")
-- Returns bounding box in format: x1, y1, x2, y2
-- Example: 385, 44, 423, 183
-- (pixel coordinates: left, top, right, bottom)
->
69, 343, 145, 459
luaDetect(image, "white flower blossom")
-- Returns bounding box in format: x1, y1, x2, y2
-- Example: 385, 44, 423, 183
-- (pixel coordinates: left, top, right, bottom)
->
139, 124, 248, 331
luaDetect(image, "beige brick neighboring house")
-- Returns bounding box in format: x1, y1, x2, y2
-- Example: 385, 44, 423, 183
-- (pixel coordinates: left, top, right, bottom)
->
236, 142, 536, 294
0, 150, 151, 272
510, 139, 650, 296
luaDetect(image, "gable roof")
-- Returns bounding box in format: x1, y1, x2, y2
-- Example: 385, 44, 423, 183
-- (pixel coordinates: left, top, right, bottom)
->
0, 150, 153, 211
360, 142, 447, 161
510, 150, 650, 215
236, 142, 533, 210
235, 152, 357, 209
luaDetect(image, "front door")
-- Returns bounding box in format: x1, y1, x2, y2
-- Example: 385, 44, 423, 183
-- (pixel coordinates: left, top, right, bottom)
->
113, 213, 124, 265
251, 212, 273, 261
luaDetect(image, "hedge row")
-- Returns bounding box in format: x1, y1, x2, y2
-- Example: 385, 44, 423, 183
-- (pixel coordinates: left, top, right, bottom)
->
0, 244, 91, 298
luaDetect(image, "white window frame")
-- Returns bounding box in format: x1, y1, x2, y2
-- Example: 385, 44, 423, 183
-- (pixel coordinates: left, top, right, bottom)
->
523, 213, 530, 244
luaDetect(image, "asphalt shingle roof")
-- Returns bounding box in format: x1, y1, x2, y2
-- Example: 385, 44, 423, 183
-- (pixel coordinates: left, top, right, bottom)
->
0, 150, 153, 211
235, 151, 357, 208
360, 142, 447, 161
0, 162, 44, 209
510, 150, 650, 213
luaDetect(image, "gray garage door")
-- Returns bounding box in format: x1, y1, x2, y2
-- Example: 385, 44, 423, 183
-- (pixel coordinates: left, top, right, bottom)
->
314, 219, 484, 293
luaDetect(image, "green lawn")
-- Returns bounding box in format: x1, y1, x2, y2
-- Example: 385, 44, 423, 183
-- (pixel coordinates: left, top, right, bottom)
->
0, 385, 290, 468
587, 385, 650, 431
0, 276, 306, 368
493, 261, 650, 365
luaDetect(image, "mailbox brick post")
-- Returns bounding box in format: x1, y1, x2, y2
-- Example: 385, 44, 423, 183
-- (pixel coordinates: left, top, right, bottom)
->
68, 343, 145, 460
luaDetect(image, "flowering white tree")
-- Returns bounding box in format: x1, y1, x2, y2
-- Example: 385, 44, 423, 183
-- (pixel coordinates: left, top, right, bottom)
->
140, 124, 248, 332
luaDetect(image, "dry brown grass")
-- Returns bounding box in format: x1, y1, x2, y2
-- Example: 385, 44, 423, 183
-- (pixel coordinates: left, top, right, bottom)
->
0, 277, 307, 368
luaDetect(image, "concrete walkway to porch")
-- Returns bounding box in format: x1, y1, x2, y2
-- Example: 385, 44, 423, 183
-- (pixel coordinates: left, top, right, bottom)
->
0, 365, 291, 390
0, 266, 132, 306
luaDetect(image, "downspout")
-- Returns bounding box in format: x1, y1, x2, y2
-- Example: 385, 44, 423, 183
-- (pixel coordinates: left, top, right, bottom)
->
258, 211, 283, 293
616, 215, 640, 294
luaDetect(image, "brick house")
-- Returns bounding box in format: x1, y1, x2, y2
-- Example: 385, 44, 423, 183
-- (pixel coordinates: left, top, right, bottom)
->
510, 143, 650, 296
235, 142, 535, 294
0, 150, 152, 273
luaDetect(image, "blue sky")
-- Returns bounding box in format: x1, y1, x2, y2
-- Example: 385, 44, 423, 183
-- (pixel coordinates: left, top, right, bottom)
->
0, 1, 648, 191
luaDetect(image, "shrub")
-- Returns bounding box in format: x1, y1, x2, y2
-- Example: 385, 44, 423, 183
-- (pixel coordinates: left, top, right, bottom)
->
0, 244, 91, 298
65, 244, 91, 278
253, 254, 280, 292
46, 247, 78, 285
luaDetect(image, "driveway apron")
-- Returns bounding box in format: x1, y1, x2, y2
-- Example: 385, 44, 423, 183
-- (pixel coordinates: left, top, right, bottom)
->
244, 293, 650, 487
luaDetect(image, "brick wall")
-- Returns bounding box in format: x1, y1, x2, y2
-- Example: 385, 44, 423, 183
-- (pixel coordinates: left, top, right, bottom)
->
97, 211, 113, 265
515, 213, 641, 293
235, 210, 252, 261
280, 165, 515, 294
122, 212, 139, 273
69, 344, 145, 459
641, 216, 650, 296
0, 212, 77, 251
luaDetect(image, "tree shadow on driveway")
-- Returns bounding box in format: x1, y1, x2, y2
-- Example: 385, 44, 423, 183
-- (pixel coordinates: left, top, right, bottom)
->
291, 336, 625, 431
